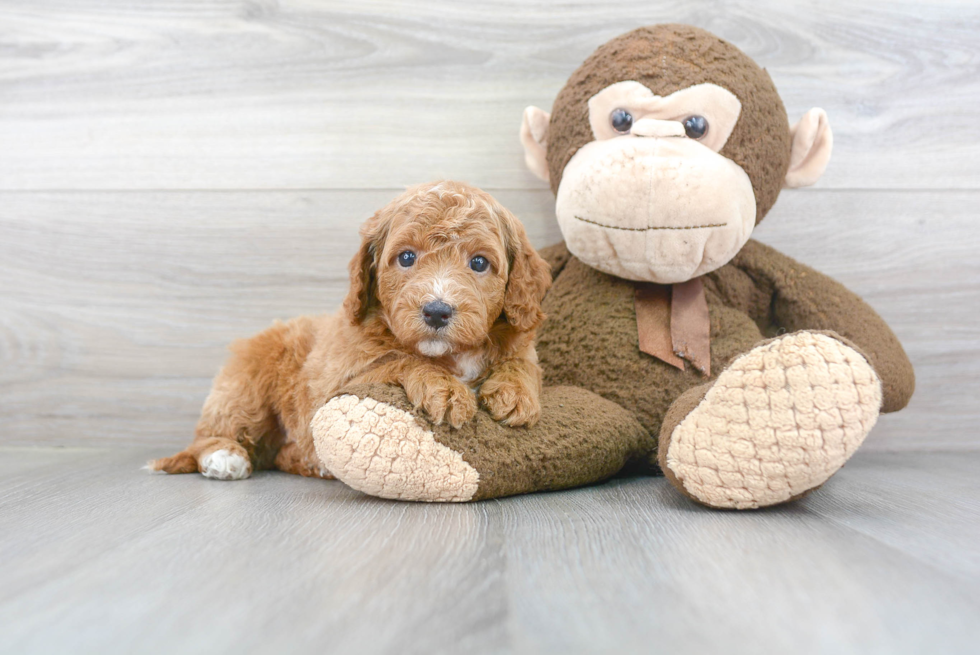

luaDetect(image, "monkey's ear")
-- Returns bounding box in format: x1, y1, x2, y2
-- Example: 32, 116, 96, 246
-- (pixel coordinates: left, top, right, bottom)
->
520, 106, 551, 183
784, 108, 833, 188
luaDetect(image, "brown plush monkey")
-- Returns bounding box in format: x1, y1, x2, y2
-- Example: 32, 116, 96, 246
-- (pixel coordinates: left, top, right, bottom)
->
310, 24, 915, 509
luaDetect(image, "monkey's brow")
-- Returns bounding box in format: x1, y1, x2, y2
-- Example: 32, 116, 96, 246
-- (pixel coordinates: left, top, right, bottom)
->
574, 216, 727, 231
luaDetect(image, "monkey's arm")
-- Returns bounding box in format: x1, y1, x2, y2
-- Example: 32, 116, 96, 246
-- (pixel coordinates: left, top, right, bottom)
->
537, 241, 573, 281
731, 239, 914, 413
349, 354, 477, 428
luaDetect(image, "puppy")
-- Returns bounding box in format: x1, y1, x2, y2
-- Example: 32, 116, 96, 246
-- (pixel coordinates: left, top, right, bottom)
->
148, 181, 552, 480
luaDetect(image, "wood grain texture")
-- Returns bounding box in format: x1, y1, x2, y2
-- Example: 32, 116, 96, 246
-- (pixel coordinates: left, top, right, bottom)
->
0, 447, 977, 654
1, 0, 978, 190
1, 189, 976, 449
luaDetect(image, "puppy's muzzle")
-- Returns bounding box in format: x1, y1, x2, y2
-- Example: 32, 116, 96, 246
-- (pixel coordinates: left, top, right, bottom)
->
422, 300, 454, 329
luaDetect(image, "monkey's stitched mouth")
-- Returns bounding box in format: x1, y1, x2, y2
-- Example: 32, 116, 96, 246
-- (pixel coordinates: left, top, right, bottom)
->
574, 216, 727, 232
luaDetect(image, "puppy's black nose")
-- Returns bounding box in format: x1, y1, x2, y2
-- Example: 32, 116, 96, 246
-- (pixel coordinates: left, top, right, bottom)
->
422, 301, 453, 329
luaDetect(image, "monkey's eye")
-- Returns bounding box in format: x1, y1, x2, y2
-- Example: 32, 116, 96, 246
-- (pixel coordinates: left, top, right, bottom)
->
610, 108, 633, 133
397, 251, 416, 267
469, 256, 489, 273
683, 115, 708, 139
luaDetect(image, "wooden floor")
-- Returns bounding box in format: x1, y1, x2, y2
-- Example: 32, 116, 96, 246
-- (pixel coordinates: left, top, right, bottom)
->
2, 1, 979, 653
1, 447, 978, 654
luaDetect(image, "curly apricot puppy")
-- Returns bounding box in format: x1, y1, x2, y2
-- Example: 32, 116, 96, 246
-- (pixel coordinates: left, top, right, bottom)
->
148, 181, 552, 481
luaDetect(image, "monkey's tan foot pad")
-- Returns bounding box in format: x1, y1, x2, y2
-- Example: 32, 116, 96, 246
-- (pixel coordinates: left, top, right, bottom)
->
664, 331, 882, 509
310, 393, 480, 502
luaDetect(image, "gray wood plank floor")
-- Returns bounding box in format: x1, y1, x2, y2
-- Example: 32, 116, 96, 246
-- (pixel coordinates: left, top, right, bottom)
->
1, 447, 978, 654
2, 2, 979, 653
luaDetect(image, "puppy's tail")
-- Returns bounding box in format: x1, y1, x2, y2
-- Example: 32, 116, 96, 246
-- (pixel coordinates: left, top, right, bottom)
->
143, 451, 198, 475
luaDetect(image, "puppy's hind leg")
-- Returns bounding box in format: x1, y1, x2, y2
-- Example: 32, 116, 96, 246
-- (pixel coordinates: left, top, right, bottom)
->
146, 377, 271, 480
147, 380, 279, 480
145, 450, 197, 475
147, 322, 303, 480
273, 439, 334, 479
148, 437, 254, 481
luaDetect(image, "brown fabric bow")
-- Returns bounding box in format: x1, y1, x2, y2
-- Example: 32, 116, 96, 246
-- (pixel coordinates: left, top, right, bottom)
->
634, 278, 711, 376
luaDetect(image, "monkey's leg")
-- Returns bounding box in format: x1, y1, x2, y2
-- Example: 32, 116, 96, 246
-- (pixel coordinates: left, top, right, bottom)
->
657, 330, 882, 509
309, 384, 652, 502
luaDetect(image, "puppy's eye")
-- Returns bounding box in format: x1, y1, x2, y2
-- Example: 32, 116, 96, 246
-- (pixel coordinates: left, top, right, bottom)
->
610, 108, 633, 134
397, 251, 416, 267
469, 256, 489, 273
683, 115, 708, 139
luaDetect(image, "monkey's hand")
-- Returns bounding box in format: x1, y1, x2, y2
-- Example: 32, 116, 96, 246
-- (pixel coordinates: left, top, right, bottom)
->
733, 239, 915, 413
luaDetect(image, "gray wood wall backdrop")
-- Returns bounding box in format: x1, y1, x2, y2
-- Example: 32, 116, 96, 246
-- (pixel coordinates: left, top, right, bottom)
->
1, 0, 978, 451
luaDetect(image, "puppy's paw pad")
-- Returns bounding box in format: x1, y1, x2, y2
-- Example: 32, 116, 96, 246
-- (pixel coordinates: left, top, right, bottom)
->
200, 449, 252, 480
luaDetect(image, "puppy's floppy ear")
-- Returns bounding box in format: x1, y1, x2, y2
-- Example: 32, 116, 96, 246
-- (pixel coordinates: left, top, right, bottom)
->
342, 211, 389, 324
500, 208, 552, 332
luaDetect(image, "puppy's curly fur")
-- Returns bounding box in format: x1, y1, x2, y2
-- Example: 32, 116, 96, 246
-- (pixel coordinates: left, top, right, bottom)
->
149, 181, 552, 480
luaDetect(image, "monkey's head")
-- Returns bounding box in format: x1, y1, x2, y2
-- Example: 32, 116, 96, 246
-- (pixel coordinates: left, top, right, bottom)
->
520, 24, 833, 283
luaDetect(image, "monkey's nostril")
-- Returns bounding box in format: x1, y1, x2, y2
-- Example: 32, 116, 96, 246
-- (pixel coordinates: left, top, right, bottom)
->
422, 300, 454, 329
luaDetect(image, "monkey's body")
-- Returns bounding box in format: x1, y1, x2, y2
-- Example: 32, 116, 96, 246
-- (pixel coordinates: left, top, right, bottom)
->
537, 239, 913, 439
532, 239, 911, 506
308, 24, 915, 509
538, 242, 768, 444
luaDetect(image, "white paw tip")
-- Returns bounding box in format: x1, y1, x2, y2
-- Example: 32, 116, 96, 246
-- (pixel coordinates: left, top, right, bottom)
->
141, 462, 165, 475
200, 449, 252, 480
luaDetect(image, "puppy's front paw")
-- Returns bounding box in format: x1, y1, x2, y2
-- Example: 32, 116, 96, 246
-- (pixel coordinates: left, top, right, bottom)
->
480, 375, 541, 427
410, 376, 478, 429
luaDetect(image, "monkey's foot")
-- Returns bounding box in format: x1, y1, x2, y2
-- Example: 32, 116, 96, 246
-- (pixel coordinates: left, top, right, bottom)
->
659, 331, 882, 509
310, 390, 480, 502
310, 384, 651, 502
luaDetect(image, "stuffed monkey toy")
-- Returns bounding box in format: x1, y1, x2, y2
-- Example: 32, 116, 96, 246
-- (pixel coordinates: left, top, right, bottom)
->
310, 24, 914, 509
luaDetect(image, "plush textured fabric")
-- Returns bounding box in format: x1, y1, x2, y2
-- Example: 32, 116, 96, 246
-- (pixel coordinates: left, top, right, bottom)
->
537, 242, 765, 441
311, 393, 480, 502
554, 134, 757, 282
660, 331, 882, 509
732, 241, 915, 413
785, 108, 833, 188
546, 24, 792, 224
537, 239, 914, 439
586, 82, 742, 152
314, 383, 653, 502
